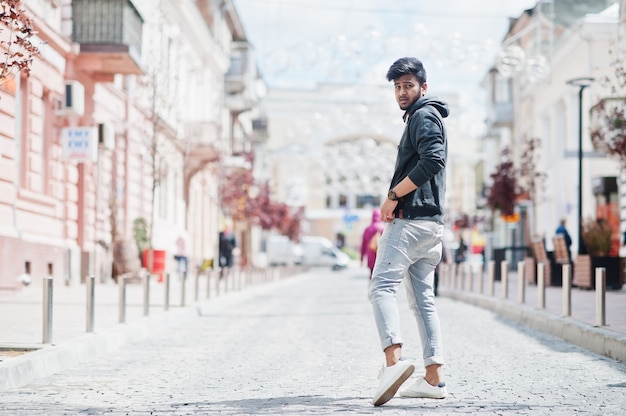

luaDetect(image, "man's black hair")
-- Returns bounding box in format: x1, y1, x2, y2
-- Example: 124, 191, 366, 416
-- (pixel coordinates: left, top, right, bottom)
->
386, 57, 427, 84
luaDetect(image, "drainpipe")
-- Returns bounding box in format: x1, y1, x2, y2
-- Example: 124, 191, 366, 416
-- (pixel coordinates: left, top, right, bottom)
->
12, 183, 22, 239
13, 74, 23, 241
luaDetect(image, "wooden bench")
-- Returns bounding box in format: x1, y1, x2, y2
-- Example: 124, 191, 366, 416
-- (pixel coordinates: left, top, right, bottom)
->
529, 240, 551, 286
553, 234, 570, 265
572, 255, 592, 289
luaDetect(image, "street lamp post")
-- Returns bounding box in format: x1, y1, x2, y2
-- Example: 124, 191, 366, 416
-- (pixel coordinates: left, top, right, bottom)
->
566, 77, 594, 256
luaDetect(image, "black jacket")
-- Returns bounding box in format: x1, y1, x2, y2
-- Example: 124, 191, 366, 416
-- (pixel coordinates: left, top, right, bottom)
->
390, 96, 449, 223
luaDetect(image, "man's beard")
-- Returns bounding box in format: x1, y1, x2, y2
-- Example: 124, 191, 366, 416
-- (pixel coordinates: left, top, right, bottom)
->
399, 90, 422, 110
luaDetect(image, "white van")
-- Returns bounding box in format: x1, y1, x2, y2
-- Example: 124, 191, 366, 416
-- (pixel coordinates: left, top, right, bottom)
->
266, 234, 301, 266
298, 236, 350, 270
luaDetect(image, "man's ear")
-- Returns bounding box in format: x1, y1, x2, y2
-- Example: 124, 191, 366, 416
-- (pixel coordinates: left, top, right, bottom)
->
422, 82, 428, 94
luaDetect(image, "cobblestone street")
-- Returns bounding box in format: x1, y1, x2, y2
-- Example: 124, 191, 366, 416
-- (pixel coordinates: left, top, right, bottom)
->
1, 267, 625, 415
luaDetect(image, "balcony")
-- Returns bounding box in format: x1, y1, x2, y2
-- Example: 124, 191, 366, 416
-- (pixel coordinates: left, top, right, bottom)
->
72, 0, 144, 77
184, 121, 222, 176
486, 101, 513, 128
225, 42, 259, 112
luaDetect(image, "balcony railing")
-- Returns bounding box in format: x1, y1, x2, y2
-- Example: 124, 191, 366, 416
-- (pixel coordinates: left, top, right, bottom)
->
224, 42, 261, 112
72, 0, 144, 76
184, 121, 222, 171
225, 42, 251, 95
487, 101, 513, 127
185, 121, 221, 148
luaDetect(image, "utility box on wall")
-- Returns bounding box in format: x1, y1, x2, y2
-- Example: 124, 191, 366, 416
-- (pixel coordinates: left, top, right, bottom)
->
57, 81, 85, 117
98, 122, 115, 150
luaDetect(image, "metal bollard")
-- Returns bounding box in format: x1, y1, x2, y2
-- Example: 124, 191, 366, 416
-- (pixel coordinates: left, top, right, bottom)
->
488, 260, 495, 296
478, 264, 484, 294
537, 263, 545, 309
42, 276, 53, 344
595, 267, 606, 326
452, 264, 457, 290
501, 260, 509, 299
194, 272, 200, 302
180, 271, 186, 307
118, 275, 127, 324
86, 275, 95, 333
517, 261, 525, 304
562, 264, 572, 317
206, 271, 212, 299
164, 272, 170, 311
468, 264, 474, 293
143, 272, 150, 316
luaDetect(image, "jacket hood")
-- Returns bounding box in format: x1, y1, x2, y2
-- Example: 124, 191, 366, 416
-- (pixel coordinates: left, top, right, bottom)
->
404, 96, 450, 121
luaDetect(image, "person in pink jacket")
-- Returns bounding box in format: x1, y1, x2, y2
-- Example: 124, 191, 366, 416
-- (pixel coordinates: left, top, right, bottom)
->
361, 209, 385, 279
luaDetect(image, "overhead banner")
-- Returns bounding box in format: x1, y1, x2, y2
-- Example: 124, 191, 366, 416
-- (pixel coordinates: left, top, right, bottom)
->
61, 127, 98, 162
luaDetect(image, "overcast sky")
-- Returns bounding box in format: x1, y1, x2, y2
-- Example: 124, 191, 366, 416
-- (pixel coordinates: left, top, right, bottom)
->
233, 0, 538, 89
233, 0, 539, 137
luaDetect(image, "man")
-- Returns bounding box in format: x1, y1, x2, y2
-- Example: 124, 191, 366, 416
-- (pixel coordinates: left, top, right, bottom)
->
369, 57, 449, 406
218, 224, 236, 280
433, 242, 448, 297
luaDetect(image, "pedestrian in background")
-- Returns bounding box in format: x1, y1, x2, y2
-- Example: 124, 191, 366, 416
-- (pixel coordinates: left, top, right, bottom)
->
454, 236, 467, 265
360, 209, 385, 279
434, 242, 448, 297
218, 223, 236, 280
174, 235, 188, 279
369, 57, 449, 406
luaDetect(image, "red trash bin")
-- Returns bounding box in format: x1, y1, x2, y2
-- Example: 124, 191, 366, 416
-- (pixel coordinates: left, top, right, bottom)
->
143, 249, 166, 282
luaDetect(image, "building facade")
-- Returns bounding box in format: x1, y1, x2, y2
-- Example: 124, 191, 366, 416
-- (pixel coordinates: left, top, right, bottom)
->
481, 0, 623, 260
0, 0, 262, 290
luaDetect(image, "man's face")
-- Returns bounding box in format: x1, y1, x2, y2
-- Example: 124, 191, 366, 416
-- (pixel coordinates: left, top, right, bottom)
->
393, 74, 427, 110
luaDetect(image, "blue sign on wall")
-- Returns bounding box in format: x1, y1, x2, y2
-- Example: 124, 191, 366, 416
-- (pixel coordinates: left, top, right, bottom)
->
61, 127, 98, 162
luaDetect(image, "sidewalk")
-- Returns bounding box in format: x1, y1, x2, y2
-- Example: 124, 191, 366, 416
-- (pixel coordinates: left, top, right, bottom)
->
0, 267, 293, 391
439, 263, 626, 364
1, 263, 625, 392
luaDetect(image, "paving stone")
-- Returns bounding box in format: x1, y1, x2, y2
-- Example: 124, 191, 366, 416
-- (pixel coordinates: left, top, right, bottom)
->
0, 268, 624, 415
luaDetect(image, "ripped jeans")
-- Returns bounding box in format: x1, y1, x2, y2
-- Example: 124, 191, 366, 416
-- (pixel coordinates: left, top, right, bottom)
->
368, 218, 444, 367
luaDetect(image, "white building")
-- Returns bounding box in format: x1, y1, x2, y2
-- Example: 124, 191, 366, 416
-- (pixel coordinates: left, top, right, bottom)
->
482, 0, 622, 263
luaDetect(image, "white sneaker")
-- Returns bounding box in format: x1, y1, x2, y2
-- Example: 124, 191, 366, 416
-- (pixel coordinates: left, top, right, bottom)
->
400, 377, 448, 399
372, 359, 415, 406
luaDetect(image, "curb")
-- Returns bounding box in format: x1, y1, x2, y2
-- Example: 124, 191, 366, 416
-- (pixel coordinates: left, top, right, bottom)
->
0, 272, 309, 392
0, 306, 196, 391
443, 289, 626, 365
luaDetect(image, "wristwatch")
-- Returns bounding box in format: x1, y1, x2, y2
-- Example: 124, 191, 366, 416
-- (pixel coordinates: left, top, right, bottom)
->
387, 189, 399, 201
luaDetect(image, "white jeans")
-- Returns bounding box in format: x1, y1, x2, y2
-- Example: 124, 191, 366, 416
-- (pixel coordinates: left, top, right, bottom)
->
368, 219, 444, 367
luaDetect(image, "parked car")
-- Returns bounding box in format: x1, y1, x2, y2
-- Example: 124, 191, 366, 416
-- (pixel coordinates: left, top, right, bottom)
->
298, 236, 350, 270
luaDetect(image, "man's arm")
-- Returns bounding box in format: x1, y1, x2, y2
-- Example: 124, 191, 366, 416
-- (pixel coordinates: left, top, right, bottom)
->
380, 176, 417, 223
406, 110, 446, 187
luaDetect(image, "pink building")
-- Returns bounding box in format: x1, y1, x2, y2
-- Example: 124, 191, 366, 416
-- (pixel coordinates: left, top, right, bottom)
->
0, 0, 260, 290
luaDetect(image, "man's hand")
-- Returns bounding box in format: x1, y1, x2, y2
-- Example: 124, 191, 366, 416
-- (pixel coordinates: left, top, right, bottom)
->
381, 198, 398, 223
